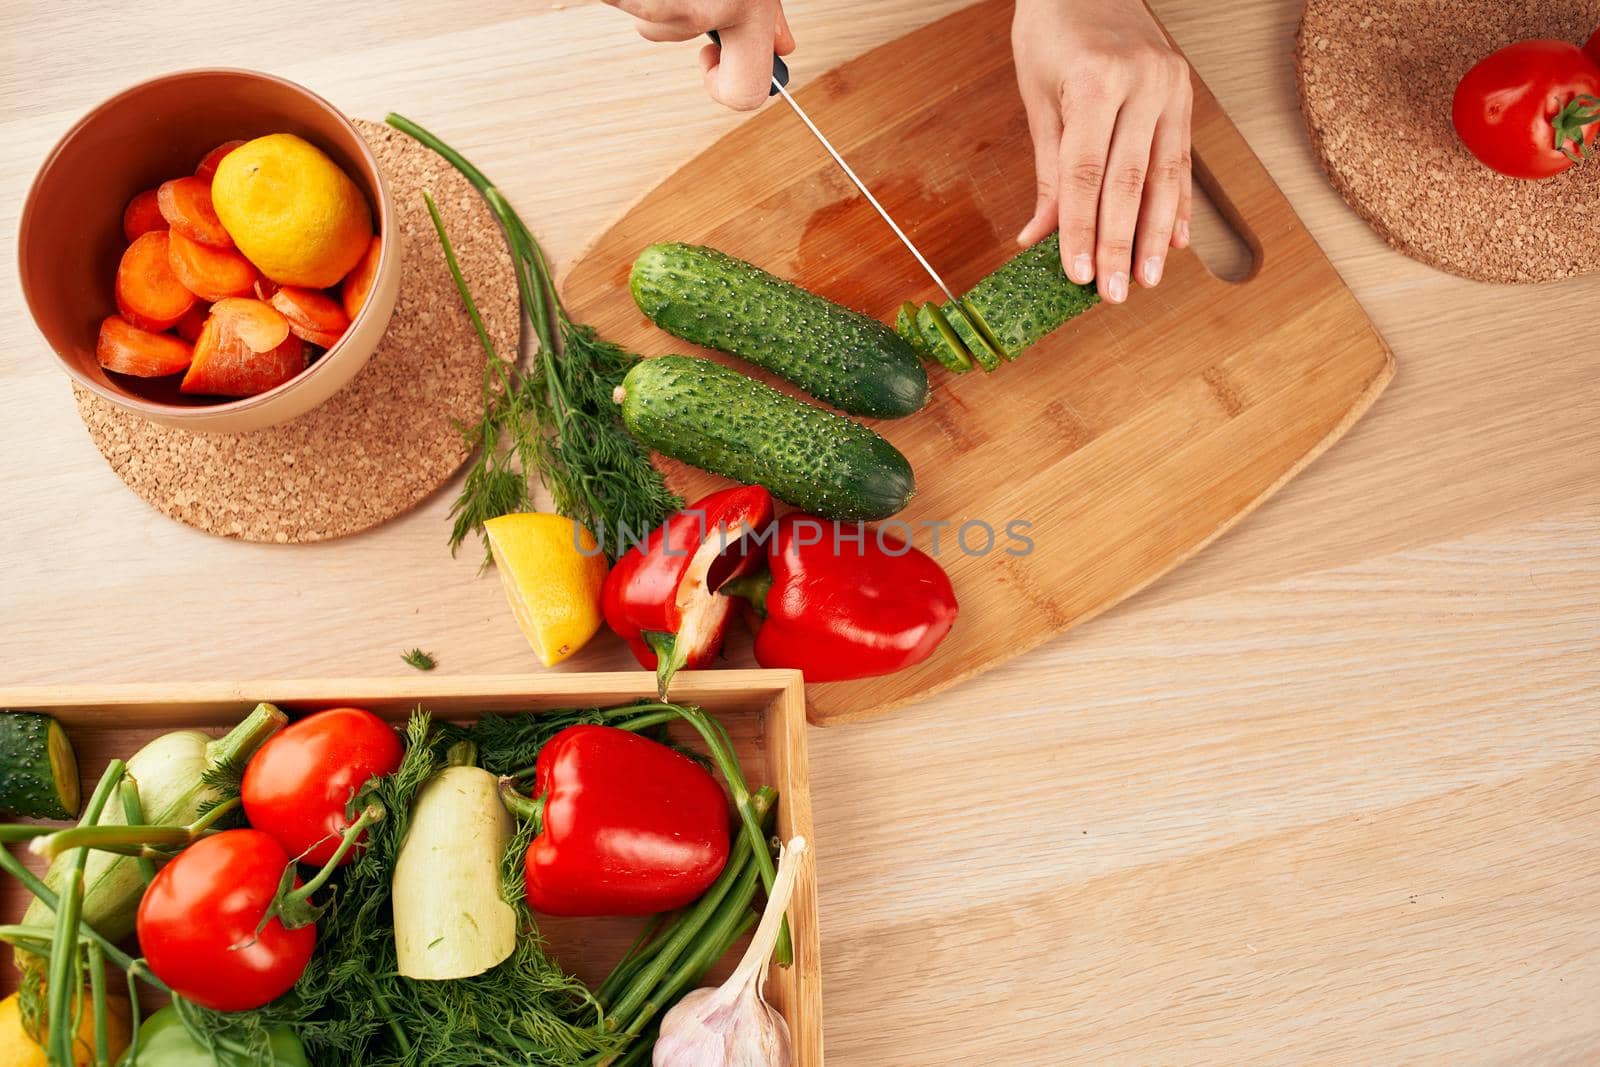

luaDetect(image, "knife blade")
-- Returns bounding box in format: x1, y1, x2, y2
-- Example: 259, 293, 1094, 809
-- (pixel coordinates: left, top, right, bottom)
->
706, 31, 960, 305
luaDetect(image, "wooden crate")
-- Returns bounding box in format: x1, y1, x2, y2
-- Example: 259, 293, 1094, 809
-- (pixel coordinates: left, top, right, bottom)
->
0, 670, 823, 1064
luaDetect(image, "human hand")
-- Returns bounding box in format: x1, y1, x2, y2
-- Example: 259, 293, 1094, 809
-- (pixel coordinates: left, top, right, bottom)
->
1012, 0, 1193, 304
604, 0, 795, 111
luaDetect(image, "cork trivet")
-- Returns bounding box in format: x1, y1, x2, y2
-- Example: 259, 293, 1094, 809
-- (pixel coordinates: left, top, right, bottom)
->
75, 119, 518, 542
1296, 0, 1600, 284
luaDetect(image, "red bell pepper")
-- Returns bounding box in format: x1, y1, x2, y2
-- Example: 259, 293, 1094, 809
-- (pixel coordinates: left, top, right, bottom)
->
729, 513, 958, 682
504, 724, 731, 916
602, 485, 774, 695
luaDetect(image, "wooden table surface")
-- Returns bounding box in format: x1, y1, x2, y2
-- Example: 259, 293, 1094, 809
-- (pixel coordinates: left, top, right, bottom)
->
2, 2, 1596, 1063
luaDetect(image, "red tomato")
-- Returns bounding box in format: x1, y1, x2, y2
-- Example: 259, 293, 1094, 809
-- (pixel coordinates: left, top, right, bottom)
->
1452, 39, 1600, 179
1587, 28, 1600, 68
137, 829, 315, 1012
242, 707, 402, 866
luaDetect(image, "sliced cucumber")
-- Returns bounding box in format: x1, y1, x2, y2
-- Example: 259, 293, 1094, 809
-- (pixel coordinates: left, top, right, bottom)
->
894, 301, 934, 362
616, 355, 915, 521
941, 300, 1002, 372
0, 711, 79, 820
963, 234, 1100, 358
958, 299, 1013, 363
630, 243, 929, 418
915, 304, 973, 373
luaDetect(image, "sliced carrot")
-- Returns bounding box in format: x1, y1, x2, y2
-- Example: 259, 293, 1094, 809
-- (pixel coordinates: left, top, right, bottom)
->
116, 231, 196, 331
340, 236, 382, 320
271, 286, 350, 347
157, 176, 233, 250
181, 310, 306, 397
175, 303, 210, 343
195, 139, 246, 181
97, 315, 193, 377
167, 230, 257, 302
209, 298, 291, 352
122, 189, 166, 243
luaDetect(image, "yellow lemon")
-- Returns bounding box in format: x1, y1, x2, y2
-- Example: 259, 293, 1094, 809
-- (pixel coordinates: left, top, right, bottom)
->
485, 514, 609, 666
211, 133, 373, 288
0, 990, 132, 1067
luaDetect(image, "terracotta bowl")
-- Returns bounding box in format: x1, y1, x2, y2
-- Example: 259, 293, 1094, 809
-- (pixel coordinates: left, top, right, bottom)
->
18, 69, 400, 434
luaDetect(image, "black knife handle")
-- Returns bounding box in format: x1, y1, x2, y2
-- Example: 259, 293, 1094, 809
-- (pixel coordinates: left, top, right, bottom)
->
705, 28, 790, 96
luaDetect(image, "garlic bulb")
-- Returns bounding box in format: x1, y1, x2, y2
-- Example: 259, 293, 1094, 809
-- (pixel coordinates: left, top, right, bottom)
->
654, 836, 808, 1067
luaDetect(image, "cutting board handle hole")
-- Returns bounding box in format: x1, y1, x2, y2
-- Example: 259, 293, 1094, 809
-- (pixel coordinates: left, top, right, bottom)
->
1186, 179, 1257, 284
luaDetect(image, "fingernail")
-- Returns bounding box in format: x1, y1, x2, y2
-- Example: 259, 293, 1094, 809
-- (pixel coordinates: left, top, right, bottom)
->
1174, 220, 1190, 247
1107, 272, 1128, 303
1070, 254, 1094, 284
1142, 256, 1164, 286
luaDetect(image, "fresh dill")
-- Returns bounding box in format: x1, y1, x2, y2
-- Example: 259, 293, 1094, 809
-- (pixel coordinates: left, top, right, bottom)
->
391, 114, 680, 564
400, 648, 436, 671
194, 754, 247, 825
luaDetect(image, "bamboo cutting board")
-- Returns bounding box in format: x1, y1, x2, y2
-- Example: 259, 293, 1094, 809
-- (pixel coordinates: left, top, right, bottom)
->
564, 0, 1394, 725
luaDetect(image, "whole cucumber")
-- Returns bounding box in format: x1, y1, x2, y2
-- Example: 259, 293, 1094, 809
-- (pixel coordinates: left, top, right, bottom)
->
629, 243, 930, 419
615, 355, 915, 521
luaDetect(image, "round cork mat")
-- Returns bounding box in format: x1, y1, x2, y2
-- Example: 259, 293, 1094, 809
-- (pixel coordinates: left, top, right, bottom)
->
74, 119, 518, 542
1296, 0, 1600, 284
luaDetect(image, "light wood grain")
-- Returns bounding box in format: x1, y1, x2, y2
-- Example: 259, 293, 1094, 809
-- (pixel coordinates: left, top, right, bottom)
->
562, 0, 1393, 724
2, 1, 1597, 1063
0, 671, 825, 1065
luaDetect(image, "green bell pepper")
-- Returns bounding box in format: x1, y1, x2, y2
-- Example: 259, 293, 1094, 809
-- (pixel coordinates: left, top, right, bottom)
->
117, 1005, 309, 1067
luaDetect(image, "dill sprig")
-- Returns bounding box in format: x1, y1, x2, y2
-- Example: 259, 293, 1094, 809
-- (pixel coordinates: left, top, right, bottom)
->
194, 754, 247, 826
391, 114, 680, 563
400, 648, 436, 672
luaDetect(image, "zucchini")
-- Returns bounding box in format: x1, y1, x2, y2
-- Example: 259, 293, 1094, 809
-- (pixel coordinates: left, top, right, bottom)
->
616, 355, 915, 521
393, 750, 516, 980
629, 242, 930, 418
941, 300, 1002, 371
0, 712, 78, 820
915, 304, 973, 374
962, 233, 1100, 358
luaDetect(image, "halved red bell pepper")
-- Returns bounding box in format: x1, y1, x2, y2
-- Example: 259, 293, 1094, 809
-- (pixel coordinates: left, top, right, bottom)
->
504, 724, 731, 916
728, 513, 959, 682
601, 485, 774, 695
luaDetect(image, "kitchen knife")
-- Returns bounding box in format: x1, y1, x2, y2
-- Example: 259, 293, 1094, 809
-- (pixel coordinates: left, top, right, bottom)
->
707, 30, 960, 305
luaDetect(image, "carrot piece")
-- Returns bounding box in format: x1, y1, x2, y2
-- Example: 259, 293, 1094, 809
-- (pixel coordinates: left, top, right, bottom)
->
157, 176, 233, 250
122, 189, 166, 242
167, 230, 257, 302
209, 298, 291, 352
116, 231, 196, 331
271, 286, 350, 347
97, 315, 193, 377
175, 303, 210, 343
181, 308, 306, 397
195, 139, 246, 181
340, 236, 381, 320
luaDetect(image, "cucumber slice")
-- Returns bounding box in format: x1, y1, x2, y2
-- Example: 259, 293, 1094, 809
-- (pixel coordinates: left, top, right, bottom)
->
894, 301, 935, 362
963, 234, 1100, 358
617, 355, 915, 521
630, 243, 929, 418
958, 299, 1013, 363
941, 300, 1002, 372
0, 711, 80, 819
915, 304, 973, 373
